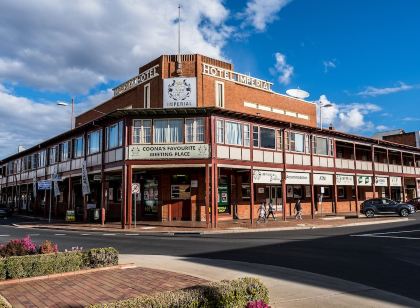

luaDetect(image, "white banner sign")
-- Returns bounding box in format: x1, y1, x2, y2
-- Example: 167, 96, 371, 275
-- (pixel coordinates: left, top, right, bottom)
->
163, 78, 197, 108
128, 144, 210, 160
390, 176, 402, 187
81, 160, 91, 195
375, 176, 388, 187
313, 173, 333, 185
286, 172, 310, 185
113, 65, 159, 96
336, 174, 354, 186
253, 170, 282, 184
357, 175, 372, 186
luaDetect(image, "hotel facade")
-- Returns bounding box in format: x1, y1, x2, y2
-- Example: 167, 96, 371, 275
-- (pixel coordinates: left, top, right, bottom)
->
1, 54, 420, 228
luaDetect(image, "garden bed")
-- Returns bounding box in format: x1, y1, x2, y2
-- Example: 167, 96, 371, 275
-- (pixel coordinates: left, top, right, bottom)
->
88, 277, 270, 308
0, 236, 118, 280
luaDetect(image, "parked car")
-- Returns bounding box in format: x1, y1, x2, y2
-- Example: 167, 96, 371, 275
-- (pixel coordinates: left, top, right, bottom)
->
360, 198, 415, 218
407, 198, 420, 211
0, 205, 12, 218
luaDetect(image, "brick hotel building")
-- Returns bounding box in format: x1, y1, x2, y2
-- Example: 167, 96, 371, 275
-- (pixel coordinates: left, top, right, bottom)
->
1, 54, 420, 228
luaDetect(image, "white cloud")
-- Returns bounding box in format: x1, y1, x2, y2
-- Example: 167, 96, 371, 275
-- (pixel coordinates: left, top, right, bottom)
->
357, 82, 413, 97
315, 95, 381, 132
239, 0, 291, 31
0, 85, 113, 159
323, 59, 336, 73
272, 52, 294, 85
0, 0, 231, 94
376, 125, 391, 131
402, 116, 420, 121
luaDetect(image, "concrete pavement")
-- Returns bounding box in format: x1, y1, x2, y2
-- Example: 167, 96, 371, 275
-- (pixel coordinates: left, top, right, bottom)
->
120, 254, 420, 308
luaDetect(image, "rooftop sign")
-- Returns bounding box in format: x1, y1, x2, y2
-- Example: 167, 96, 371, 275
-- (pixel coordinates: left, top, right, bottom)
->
202, 63, 273, 92
113, 65, 159, 97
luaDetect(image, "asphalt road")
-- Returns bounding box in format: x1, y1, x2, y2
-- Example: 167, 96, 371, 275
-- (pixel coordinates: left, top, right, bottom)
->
1, 214, 420, 303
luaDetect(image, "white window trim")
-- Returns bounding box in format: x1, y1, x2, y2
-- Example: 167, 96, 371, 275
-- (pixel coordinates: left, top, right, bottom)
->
185, 118, 205, 144
288, 131, 306, 154
215, 81, 225, 108
132, 119, 152, 144
144, 83, 150, 109
224, 120, 243, 146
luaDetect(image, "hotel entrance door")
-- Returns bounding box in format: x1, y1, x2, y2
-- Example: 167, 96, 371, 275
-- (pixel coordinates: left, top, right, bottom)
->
265, 186, 283, 212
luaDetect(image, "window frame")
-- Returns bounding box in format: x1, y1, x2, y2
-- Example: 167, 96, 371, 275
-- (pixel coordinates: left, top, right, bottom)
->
287, 131, 306, 153
144, 83, 150, 109
106, 121, 124, 150
185, 118, 205, 144
258, 125, 277, 150
132, 119, 152, 145
73, 136, 85, 158
224, 120, 243, 146
87, 129, 102, 154
215, 81, 225, 108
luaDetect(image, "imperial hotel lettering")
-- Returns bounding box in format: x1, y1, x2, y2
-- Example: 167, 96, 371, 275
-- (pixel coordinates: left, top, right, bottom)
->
202, 63, 273, 92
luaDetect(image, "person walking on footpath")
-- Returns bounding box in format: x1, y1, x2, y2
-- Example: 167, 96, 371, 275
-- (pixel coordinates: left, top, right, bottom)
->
267, 199, 276, 220
257, 201, 267, 223
294, 199, 303, 220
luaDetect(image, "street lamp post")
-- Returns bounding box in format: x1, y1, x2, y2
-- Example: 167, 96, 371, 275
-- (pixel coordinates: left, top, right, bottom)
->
318, 102, 333, 129
57, 98, 75, 130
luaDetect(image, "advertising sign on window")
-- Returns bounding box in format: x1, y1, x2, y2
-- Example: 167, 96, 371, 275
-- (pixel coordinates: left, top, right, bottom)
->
286, 172, 310, 185
313, 173, 333, 185
357, 175, 372, 186
336, 174, 354, 186
253, 169, 282, 184
163, 78, 197, 108
375, 177, 388, 187
390, 176, 402, 187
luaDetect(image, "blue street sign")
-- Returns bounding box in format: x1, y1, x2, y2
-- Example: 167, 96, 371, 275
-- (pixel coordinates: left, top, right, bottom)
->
37, 180, 51, 190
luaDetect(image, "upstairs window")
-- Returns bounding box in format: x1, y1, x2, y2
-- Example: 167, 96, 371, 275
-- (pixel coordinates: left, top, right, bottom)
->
153, 119, 183, 144
49, 146, 58, 165
185, 118, 205, 143
106, 121, 123, 149
253, 126, 259, 147
88, 129, 102, 154
216, 81, 224, 108
73, 136, 84, 158
132, 120, 152, 144
60, 140, 71, 161
243, 124, 250, 147
144, 83, 150, 108
260, 127, 276, 149
225, 121, 243, 145
216, 119, 224, 144
287, 132, 305, 153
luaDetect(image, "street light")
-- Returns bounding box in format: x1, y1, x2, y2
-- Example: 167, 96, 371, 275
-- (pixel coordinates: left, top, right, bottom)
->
57, 98, 75, 130
318, 102, 333, 130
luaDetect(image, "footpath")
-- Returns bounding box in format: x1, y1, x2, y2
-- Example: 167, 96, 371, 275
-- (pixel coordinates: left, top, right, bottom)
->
121, 254, 420, 308
13, 215, 411, 234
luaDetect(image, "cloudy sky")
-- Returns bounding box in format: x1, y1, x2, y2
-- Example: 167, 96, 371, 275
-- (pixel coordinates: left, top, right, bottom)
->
0, 0, 420, 158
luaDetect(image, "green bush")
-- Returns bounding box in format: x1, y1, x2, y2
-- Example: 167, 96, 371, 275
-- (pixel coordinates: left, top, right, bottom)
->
0, 294, 11, 308
87, 277, 269, 308
5, 251, 86, 279
86, 247, 119, 268
0, 258, 5, 280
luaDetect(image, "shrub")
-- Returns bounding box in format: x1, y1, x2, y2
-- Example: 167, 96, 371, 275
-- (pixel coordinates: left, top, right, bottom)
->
38, 240, 58, 254
0, 236, 52, 257
0, 294, 11, 308
87, 277, 269, 308
0, 258, 5, 280
5, 251, 86, 279
86, 247, 119, 268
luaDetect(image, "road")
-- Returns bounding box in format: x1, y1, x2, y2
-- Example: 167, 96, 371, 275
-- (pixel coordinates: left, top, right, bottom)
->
1, 214, 420, 304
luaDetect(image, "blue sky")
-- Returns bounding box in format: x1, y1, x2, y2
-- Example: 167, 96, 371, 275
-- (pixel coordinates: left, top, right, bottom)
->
0, 0, 419, 158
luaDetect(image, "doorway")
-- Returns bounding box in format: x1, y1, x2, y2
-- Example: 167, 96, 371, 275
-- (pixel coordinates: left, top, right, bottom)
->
265, 186, 282, 212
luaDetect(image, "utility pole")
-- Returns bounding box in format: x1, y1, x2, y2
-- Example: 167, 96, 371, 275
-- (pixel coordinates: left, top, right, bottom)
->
176, 4, 182, 75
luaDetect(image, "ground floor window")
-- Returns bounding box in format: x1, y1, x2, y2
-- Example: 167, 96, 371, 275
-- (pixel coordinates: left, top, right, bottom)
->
143, 178, 158, 216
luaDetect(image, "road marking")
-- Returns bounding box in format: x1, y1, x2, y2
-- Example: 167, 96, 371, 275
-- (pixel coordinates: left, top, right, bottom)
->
29, 234, 40, 236
351, 229, 420, 240
81, 234, 90, 236
0, 235, 10, 237
125, 234, 139, 236
103, 233, 116, 236
54, 234, 66, 236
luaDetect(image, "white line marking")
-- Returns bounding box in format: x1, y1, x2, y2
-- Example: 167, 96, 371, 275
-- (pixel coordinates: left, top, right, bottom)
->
365, 229, 420, 236
125, 234, 139, 236
29, 234, 40, 236
54, 234, 66, 236
0, 235, 10, 237
351, 234, 420, 240
103, 233, 116, 236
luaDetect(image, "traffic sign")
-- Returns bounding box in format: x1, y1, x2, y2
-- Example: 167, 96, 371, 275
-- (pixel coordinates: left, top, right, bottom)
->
132, 183, 140, 194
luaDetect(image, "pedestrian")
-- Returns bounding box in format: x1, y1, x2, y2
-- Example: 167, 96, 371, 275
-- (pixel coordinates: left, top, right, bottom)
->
267, 199, 276, 220
294, 199, 303, 220
257, 201, 267, 223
